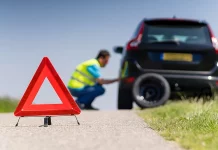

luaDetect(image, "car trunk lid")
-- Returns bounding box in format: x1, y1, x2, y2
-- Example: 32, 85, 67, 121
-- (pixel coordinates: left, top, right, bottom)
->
133, 19, 217, 72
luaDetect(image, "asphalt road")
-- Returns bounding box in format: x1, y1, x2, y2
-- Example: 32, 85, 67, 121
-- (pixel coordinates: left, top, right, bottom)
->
0, 111, 183, 150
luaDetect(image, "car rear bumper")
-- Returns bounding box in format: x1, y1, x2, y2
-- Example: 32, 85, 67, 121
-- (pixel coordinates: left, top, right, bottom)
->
120, 60, 218, 92
121, 74, 218, 91
161, 74, 218, 92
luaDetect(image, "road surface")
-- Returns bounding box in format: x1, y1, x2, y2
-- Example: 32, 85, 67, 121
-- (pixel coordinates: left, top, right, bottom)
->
0, 110, 183, 150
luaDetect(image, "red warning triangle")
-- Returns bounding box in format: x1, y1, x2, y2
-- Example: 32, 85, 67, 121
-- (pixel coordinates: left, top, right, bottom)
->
14, 57, 81, 117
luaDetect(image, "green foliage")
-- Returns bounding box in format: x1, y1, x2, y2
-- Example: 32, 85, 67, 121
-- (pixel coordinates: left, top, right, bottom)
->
137, 100, 218, 150
0, 96, 19, 112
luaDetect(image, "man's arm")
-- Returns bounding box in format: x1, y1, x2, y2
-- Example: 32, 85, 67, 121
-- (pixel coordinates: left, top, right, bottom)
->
96, 78, 121, 85
87, 65, 121, 85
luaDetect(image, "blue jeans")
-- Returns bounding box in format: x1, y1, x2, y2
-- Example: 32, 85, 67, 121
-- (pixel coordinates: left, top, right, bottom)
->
68, 84, 105, 106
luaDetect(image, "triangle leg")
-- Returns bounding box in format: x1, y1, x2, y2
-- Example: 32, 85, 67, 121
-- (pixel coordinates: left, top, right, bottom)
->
73, 115, 80, 125
15, 117, 21, 127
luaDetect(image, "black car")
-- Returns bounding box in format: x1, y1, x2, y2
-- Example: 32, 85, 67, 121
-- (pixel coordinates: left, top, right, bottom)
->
114, 17, 218, 109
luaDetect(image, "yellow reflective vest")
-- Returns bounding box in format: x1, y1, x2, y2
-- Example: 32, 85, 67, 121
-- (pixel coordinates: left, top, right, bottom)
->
67, 59, 101, 89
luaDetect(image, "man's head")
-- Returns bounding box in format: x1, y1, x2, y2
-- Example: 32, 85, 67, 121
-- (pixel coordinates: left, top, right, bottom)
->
96, 50, 110, 67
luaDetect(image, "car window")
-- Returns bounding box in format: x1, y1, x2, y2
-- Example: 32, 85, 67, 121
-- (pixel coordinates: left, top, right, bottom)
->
142, 23, 212, 45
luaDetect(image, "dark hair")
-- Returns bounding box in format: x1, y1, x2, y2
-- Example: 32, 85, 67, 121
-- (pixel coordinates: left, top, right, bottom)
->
96, 49, 110, 59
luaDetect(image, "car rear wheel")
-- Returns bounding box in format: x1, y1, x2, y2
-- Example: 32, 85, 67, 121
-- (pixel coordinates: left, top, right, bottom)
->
117, 88, 133, 109
132, 73, 171, 108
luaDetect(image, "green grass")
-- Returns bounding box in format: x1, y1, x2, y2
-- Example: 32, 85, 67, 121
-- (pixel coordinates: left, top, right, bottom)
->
0, 96, 19, 112
137, 99, 218, 150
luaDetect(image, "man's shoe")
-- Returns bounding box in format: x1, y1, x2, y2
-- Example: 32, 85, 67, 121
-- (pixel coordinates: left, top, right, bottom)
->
84, 105, 99, 110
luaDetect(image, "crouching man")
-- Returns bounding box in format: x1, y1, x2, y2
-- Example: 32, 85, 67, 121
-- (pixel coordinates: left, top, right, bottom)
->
67, 50, 120, 110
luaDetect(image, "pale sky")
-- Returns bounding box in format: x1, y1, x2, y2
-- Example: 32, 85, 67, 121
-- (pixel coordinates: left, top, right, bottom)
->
0, 0, 218, 110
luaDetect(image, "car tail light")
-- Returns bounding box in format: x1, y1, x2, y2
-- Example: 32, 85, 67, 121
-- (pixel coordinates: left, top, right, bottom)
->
124, 77, 135, 83
208, 25, 218, 54
212, 37, 218, 54
126, 23, 145, 51
215, 80, 218, 86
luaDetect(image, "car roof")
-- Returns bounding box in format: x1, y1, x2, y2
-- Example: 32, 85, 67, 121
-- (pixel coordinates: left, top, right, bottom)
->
142, 17, 208, 25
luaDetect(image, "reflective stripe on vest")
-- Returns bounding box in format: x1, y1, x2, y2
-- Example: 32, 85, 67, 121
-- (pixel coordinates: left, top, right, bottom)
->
74, 69, 96, 83
70, 70, 96, 86
70, 76, 89, 85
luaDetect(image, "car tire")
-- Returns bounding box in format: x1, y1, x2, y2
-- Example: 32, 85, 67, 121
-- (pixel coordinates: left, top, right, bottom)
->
117, 88, 133, 109
132, 73, 171, 108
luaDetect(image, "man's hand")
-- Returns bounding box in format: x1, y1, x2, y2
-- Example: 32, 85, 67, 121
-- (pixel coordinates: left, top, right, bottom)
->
96, 77, 121, 85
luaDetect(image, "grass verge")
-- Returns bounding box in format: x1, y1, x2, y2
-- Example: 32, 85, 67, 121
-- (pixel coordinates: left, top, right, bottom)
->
0, 96, 19, 112
137, 100, 218, 150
